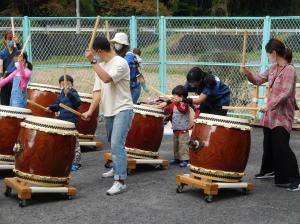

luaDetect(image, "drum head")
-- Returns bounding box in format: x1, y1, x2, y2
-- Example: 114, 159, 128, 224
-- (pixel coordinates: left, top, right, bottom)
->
78, 92, 93, 103
21, 116, 78, 136
0, 105, 32, 119
134, 104, 165, 118
196, 113, 251, 131
27, 83, 61, 93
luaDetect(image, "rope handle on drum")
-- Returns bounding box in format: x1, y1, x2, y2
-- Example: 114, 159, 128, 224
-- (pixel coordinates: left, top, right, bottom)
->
27, 100, 52, 113
59, 103, 82, 117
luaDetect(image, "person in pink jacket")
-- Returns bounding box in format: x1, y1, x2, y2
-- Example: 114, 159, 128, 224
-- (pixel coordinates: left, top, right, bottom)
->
0, 52, 32, 108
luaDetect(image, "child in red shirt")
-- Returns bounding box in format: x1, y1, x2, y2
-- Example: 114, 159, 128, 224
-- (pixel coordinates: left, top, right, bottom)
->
160, 85, 191, 167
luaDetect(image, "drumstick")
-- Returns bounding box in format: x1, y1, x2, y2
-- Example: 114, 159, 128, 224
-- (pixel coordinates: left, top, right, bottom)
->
222, 106, 260, 111
64, 65, 67, 95
241, 31, 248, 67
149, 85, 165, 97
88, 16, 100, 50
27, 100, 52, 112
105, 20, 110, 40
11, 17, 16, 48
59, 103, 82, 116
20, 35, 31, 55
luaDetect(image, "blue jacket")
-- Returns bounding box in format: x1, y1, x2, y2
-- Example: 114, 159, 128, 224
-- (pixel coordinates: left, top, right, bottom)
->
124, 51, 140, 88
0, 48, 20, 76
183, 75, 230, 110
49, 88, 81, 125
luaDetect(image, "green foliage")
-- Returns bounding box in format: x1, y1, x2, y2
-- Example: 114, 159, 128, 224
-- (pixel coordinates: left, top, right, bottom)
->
1, 0, 300, 16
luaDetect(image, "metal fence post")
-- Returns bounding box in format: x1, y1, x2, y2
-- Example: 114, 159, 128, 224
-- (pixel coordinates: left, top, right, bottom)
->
257, 16, 271, 117
159, 16, 166, 94
22, 16, 32, 62
130, 16, 137, 49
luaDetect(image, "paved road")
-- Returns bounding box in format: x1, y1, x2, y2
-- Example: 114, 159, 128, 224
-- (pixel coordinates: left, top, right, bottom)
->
0, 125, 299, 224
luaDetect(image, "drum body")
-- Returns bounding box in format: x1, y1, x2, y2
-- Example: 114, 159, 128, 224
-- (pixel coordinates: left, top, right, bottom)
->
77, 92, 99, 138
189, 113, 251, 182
27, 83, 60, 118
14, 116, 78, 187
0, 106, 32, 164
125, 104, 165, 159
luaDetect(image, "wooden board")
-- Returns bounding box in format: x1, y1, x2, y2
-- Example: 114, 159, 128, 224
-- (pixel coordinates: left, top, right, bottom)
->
79, 140, 103, 150
176, 174, 255, 202
104, 152, 169, 172
4, 177, 77, 207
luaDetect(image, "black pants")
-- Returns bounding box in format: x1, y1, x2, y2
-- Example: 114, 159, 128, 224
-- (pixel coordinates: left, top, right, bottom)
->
200, 104, 228, 116
261, 127, 300, 184
0, 82, 12, 106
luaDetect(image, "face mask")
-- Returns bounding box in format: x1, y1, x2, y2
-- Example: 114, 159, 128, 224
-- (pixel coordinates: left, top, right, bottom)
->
268, 55, 276, 64
14, 62, 20, 70
189, 83, 197, 88
7, 40, 14, 48
95, 55, 103, 62
114, 43, 123, 51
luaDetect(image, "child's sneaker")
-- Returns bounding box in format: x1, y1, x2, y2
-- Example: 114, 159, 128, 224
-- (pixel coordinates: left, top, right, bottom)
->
170, 159, 180, 165
179, 160, 189, 167
71, 164, 79, 172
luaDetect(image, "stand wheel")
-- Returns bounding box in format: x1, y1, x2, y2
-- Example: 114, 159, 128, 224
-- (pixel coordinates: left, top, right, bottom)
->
241, 188, 249, 195
204, 195, 213, 203
154, 164, 163, 169
104, 161, 112, 168
19, 200, 27, 208
176, 185, 184, 193
4, 187, 12, 197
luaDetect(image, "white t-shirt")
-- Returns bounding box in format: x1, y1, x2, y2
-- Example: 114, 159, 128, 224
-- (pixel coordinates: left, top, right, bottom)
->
93, 55, 133, 117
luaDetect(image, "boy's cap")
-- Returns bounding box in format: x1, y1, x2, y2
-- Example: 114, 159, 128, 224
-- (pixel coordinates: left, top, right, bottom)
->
110, 32, 129, 46
59, 75, 73, 83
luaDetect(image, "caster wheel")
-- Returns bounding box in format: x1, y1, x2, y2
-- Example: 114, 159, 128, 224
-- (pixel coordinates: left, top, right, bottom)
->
176, 185, 184, 193
4, 187, 12, 197
64, 193, 73, 200
154, 164, 163, 169
127, 169, 132, 175
104, 161, 112, 168
204, 195, 213, 203
241, 188, 249, 195
19, 200, 27, 208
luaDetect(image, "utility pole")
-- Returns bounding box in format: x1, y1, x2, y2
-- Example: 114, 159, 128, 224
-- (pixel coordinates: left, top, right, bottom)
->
76, 0, 81, 33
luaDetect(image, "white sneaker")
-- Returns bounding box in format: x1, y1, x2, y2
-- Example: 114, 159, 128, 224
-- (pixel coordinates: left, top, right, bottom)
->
102, 169, 114, 178
106, 181, 127, 196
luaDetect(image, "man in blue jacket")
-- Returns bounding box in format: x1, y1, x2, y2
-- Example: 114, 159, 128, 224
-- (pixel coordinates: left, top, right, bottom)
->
0, 31, 21, 105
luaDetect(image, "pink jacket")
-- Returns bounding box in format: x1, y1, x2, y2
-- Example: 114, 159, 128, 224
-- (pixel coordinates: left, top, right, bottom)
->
0, 62, 31, 91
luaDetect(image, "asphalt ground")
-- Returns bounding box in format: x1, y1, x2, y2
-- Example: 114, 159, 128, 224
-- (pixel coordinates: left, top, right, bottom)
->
0, 124, 300, 224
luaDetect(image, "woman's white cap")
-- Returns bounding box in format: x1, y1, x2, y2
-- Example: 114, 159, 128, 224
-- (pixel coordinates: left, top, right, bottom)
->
110, 32, 129, 46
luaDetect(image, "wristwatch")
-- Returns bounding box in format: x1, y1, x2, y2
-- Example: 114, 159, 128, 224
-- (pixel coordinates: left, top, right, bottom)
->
91, 59, 97, 64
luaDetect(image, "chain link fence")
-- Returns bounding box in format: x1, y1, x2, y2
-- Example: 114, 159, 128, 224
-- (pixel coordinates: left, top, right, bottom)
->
0, 16, 300, 106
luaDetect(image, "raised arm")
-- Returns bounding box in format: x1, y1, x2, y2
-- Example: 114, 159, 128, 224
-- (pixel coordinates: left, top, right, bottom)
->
19, 62, 31, 80
0, 69, 18, 88
241, 66, 269, 85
